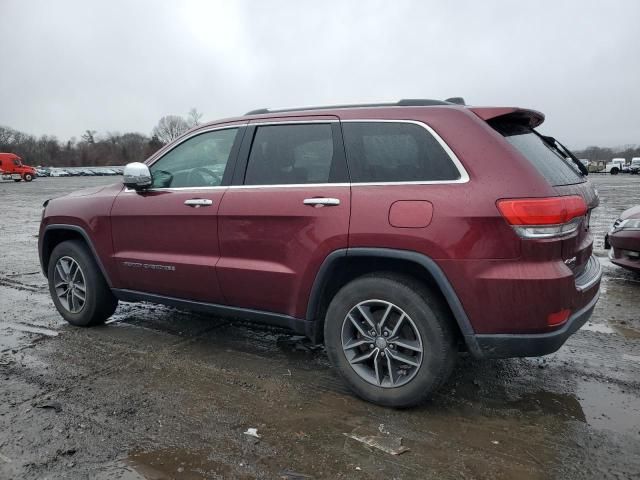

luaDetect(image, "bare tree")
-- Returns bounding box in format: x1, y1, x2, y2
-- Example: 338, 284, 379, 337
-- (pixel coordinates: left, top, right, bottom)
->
81, 129, 97, 144
152, 115, 190, 144
187, 108, 203, 128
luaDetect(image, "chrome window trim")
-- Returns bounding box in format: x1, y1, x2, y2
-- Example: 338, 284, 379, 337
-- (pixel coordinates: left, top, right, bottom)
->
146, 123, 247, 169
340, 119, 469, 185
135, 123, 245, 192
126, 118, 468, 192
249, 119, 339, 126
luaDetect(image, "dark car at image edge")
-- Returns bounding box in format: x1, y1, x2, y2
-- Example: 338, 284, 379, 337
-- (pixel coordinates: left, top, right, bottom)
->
38, 98, 602, 407
605, 205, 640, 273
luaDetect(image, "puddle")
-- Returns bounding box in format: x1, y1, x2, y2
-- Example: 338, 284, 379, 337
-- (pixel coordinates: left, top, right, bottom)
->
576, 381, 640, 436
622, 353, 640, 364
581, 322, 615, 334
509, 391, 586, 422
611, 324, 640, 339
581, 322, 640, 340
96, 448, 241, 480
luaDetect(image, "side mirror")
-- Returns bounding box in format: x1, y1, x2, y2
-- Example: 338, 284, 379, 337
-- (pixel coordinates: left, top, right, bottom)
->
123, 162, 152, 190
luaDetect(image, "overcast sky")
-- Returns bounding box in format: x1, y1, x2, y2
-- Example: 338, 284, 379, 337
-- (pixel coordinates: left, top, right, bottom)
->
1, 0, 639, 148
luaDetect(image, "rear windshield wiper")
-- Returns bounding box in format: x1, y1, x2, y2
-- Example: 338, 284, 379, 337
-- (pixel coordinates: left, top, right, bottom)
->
539, 134, 588, 176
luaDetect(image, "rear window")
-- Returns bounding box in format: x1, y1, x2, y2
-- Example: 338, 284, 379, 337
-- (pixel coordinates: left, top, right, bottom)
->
342, 122, 461, 183
492, 123, 584, 186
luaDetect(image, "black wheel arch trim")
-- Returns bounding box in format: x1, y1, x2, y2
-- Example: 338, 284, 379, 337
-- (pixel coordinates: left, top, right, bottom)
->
40, 224, 113, 287
306, 247, 482, 356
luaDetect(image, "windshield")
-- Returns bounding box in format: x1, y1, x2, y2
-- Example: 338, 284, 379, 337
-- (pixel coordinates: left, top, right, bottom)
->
632, 159, 640, 165
13, 159, 22, 166
491, 122, 585, 186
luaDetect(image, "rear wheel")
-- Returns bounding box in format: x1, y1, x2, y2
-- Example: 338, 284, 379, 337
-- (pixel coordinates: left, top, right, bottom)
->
611, 167, 619, 175
324, 273, 457, 407
13, 179, 21, 182
47, 240, 118, 326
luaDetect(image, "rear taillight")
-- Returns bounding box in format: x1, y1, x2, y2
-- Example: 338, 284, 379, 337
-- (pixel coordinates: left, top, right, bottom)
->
497, 195, 588, 239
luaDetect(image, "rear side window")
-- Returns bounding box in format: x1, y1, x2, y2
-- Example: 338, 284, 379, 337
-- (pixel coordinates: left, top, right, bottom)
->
492, 123, 584, 186
244, 124, 335, 185
342, 122, 460, 183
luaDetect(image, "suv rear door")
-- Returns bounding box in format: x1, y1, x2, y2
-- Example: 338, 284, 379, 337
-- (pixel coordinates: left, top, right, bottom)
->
216, 117, 350, 318
110, 125, 244, 302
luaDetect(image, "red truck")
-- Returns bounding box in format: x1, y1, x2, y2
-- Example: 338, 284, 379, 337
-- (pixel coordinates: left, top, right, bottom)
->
0, 153, 37, 182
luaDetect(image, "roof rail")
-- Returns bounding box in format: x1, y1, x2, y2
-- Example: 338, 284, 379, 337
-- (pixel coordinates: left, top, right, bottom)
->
243, 98, 464, 116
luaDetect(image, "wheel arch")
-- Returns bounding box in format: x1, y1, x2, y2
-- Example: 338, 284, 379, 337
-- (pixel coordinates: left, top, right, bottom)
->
306, 248, 481, 355
40, 224, 113, 287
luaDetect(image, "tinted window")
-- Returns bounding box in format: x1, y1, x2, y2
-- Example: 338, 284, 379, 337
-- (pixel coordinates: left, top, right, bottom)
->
492, 123, 584, 186
342, 122, 460, 183
149, 128, 237, 188
244, 124, 334, 185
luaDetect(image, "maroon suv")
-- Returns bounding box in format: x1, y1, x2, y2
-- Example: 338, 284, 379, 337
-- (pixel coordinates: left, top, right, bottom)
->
38, 99, 601, 407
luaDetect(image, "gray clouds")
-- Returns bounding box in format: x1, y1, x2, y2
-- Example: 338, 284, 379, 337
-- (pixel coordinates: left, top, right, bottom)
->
1, 0, 639, 148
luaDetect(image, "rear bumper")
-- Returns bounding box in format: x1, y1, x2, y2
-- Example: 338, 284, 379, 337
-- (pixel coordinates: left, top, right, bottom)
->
468, 288, 599, 358
465, 255, 601, 359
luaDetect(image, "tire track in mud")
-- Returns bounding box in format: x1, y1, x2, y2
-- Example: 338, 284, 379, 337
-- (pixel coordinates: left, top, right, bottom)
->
0, 274, 47, 293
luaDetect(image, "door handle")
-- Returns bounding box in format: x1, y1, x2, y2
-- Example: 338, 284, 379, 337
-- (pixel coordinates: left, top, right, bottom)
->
303, 197, 340, 207
184, 198, 213, 208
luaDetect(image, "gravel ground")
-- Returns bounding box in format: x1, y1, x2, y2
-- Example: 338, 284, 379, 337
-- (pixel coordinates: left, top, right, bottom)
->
0, 174, 639, 479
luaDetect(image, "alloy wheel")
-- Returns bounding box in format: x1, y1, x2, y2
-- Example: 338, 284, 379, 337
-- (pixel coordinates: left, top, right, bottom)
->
53, 256, 87, 313
341, 299, 423, 388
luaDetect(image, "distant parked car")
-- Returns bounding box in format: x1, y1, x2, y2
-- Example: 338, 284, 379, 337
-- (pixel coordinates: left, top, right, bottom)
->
49, 168, 71, 177
630, 158, 640, 174
605, 158, 626, 175
605, 206, 640, 273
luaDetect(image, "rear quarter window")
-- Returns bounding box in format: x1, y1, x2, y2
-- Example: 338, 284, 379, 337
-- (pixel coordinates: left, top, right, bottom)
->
492, 122, 585, 186
342, 122, 461, 183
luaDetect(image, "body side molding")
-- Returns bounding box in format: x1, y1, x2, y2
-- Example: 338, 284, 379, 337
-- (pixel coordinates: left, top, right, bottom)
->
112, 289, 314, 336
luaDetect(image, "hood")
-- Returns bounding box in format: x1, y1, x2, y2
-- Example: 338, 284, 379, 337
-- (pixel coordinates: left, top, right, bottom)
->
621, 205, 640, 220
65, 185, 108, 198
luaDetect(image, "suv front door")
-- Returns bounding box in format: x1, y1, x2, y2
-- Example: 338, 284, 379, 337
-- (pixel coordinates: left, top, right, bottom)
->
216, 118, 350, 318
110, 125, 244, 302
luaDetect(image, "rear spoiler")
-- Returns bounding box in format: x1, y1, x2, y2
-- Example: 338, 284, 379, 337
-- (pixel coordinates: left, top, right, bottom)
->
470, 107, 545, 128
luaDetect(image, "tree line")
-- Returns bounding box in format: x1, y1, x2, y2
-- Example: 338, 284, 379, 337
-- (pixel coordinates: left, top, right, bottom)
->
1, 110, 638, 167
0, 109, 202, 167
574, 145, 640, 162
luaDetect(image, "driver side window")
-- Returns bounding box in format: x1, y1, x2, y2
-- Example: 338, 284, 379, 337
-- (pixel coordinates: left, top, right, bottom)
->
150, 128, 238, 188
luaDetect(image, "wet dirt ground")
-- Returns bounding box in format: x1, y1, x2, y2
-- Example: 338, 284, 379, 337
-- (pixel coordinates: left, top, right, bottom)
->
1, 175, 639, 479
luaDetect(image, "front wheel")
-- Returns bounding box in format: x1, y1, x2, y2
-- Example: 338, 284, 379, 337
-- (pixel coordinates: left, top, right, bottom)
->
324, 273, 457, 407
47, 240, 118, 326
23, 173, 33, 182
611, 168, 619, 175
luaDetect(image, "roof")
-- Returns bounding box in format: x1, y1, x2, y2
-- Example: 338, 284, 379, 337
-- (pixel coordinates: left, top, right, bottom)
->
244, 98, 466, 116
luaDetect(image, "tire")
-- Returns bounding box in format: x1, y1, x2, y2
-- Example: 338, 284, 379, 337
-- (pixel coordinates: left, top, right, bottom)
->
13, 179, 21, 182
324, 273, 457, 407
47, 240, 118, 326
23, 173, 33, 182
611, 168, 619, 175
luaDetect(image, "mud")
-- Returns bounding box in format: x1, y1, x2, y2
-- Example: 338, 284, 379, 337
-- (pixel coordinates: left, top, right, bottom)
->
1, 176, 639, 479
